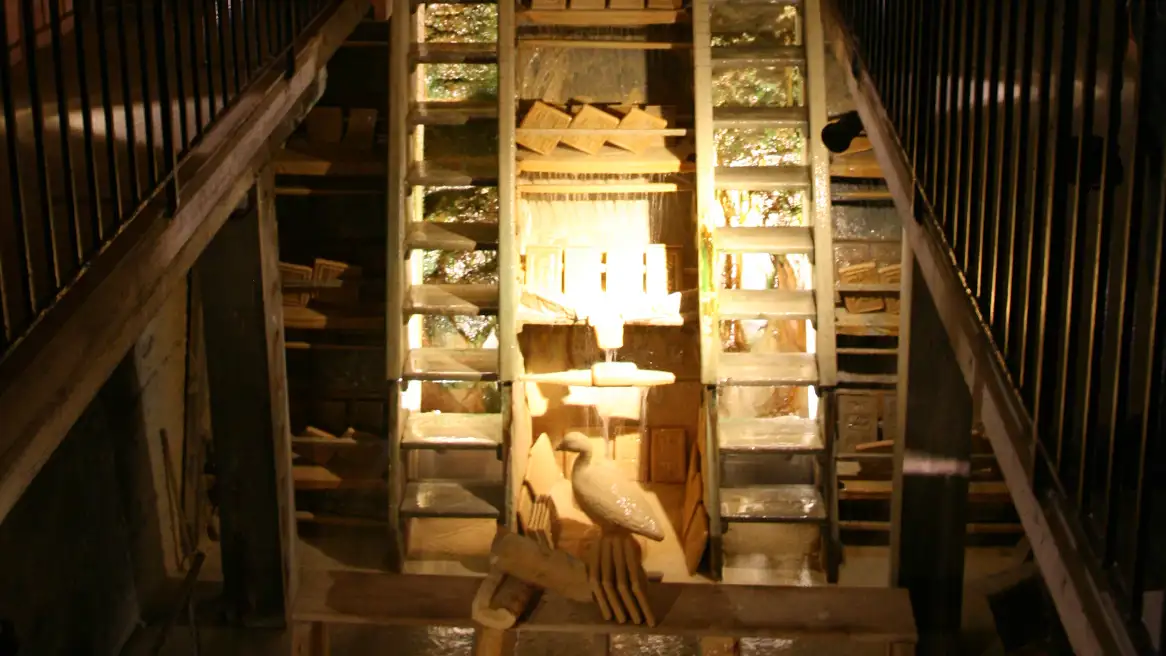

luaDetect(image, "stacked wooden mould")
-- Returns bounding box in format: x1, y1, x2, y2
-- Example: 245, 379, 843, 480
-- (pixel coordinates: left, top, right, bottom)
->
517, 101, 670, 157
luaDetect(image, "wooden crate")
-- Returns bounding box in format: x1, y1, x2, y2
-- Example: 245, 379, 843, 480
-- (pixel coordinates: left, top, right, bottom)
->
879, 264, 902, 314
838, 262, 885, 313
563, 248, 603, 301
562, 104, 621, 155
609, 106, 669, 154
280, 262, 314, 307
525, 246, 564, 297
518, 101, 573, 155
650, 427, 687, 484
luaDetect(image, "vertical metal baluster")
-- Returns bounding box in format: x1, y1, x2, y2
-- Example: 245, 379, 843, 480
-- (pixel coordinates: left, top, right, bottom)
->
172, 0, 191, 152
20, 0, 62, 294
286, 1, 297, 78
136, 0, 158, 187
0, 3, 34, 329
975, 0, 1003, 312
47, 0, 81, 267
188, 0, 205, 136
72, 0, 103, 248
229, 0, 243, 92
216, 0, 231, 105
997, 0, 1027, 358
155, 0, 180, 215
115, 1, 140, 205
203, 0, 219, 121
94, 0, 123, 226
239, 0, 253, 83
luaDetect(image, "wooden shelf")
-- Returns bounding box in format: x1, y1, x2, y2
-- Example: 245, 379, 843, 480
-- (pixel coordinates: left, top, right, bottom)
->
275, 143, 384, 177
283, 306, 384, 331
518, 181, 689, 194
295, 511, 387, 528
517, 145, 694, 174
518, 38, 693, 50
840, 480, 1011, 503
717, 351, 818, 386
517, 9, 689, 26
293, 465, 385, 491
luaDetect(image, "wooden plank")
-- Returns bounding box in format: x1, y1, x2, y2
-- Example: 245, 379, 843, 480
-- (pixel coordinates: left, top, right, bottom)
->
650, 427, 687, 484
306, 107, 345, 143
196, 166, 295, 626
0, 0, 368, 532
294, 569, 917, 642
273, 144, 385, 176
518, 9, 690, 26
343, 108, 379, 149
517, 144, 694, 174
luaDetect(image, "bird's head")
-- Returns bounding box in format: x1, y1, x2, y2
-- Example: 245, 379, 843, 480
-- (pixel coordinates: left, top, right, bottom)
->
557, 431, 593, 454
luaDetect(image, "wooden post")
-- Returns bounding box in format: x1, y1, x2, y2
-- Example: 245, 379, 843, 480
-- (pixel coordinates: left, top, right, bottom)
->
890, 248, 970, 654
197, 166, 296, 626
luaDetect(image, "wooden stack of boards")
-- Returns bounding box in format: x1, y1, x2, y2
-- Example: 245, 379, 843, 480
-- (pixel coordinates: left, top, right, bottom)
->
517, 101, 670, 156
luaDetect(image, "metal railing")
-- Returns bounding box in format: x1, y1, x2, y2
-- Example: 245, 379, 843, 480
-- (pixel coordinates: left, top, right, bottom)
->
0, 0, 336, 360
835, 0, 1165, 649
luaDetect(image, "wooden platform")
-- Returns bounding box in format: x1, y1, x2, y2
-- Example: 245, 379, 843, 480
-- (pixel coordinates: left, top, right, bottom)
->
294, 569, 917, 643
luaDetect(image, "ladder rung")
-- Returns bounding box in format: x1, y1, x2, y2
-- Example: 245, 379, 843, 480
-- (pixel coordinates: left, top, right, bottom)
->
718, 289, 815, 321
404, 348, 499, 382
407, 159, 499, 187
711, 45, 804, 67
713, 106, 808, 129
405, 221, 499, 252
718, 416, 823, 453
720, 485, 826, 522
400, 481, 503, 518
408, 101, 498, 126
718, 351, 818, 386
715, 165, 810, 190
714, 226, 814, 254
405, 283, 500, 316
410, 42, 498, 65
403, 412, 503, 450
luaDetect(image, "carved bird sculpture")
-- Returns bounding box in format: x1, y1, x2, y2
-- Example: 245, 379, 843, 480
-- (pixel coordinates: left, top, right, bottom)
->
558, 431, 665, 542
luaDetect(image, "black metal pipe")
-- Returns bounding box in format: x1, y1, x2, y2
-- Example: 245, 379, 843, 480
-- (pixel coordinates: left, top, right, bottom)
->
116, 1, 140, 203
46, 0, 81, 267
172, 0, 191, 152
94, 0, 123, 227
71, 0, 103, 248
154, 0, 180, 215
20, 0, 63, 295
228, 0, 243, 93
187, 0, 205, 136
0, 2, 34, 327
215, 0, 232, 105
135, 0, 158, 187
203, 0, 220, 122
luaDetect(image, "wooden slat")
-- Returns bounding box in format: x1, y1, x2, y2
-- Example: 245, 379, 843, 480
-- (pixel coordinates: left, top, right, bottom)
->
718, 416, 823, 453
294, 569, 917, 643
408, 101, 498, 126
518, 9, 689, 26
717, 289, 815, 321
400, 481, 503, 518
402, 412, 503, 450
714, 226, 814, 254
713, 106, 808, 129
714, 165, 811, 190
717, 352, 818, 386
405, 221, 500, 251
710, 45, 804, 67
517, 145, 694, 174
405, 284, 500, 316
282, 305, 384, 331
274, 144, 385, 176
410, 42, 498, 64
403, 348, 499, 381
293, 465, 385, 491
720, 485, 827, 522
407, 159, 499, 186
839, 480, 1011, 503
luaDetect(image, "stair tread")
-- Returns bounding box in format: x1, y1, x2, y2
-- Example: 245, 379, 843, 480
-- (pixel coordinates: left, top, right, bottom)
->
711, 45, 804, 67
718, 351, 818, 386
404, 348, 499, 381
403, 412, 503, 449
400, 481, 503, 518
405, 283, 499, 315
714, 226, 814, 254
714, 165, 811, 190
718, 288, 815, 320
720, 484, 826, 522
406, 221, 499, 251
411, 42, 498, 64
718, 416, 823, 453
713, 106, 808, 128
409, 101, 498, 125
407, 159, 499, 186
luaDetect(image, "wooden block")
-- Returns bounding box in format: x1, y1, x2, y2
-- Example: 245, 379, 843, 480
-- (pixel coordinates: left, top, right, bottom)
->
525, 246, 564, 297
605, 247, 647, 301
561, 104, 621, 155
306, 107, 344, 143
879, 264, 902, 314
650, 427, 687, 484
563, 248, 604, 302
838, 262, 885, 314
492, 532, 593, 602
609, 0, 645, 9
838, 393, 880, 451
312, 258, 362, 307
344, 108, 378, 149
280, 262, 314, 307
645, 245, 669, 296
518, 101, 572, 155
683, 502, 709, 575
609, 106, 669, 155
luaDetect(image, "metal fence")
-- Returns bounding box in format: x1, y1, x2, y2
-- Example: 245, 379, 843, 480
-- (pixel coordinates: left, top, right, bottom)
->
834, 0, 1166, 649
0, 0, 336, 359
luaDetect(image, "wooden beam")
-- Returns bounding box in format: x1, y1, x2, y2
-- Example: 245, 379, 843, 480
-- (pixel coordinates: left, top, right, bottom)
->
294, 569, 918, 644
195, 166, 295, 627
0, 0, 367, 529
820, 2, 1140, 655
